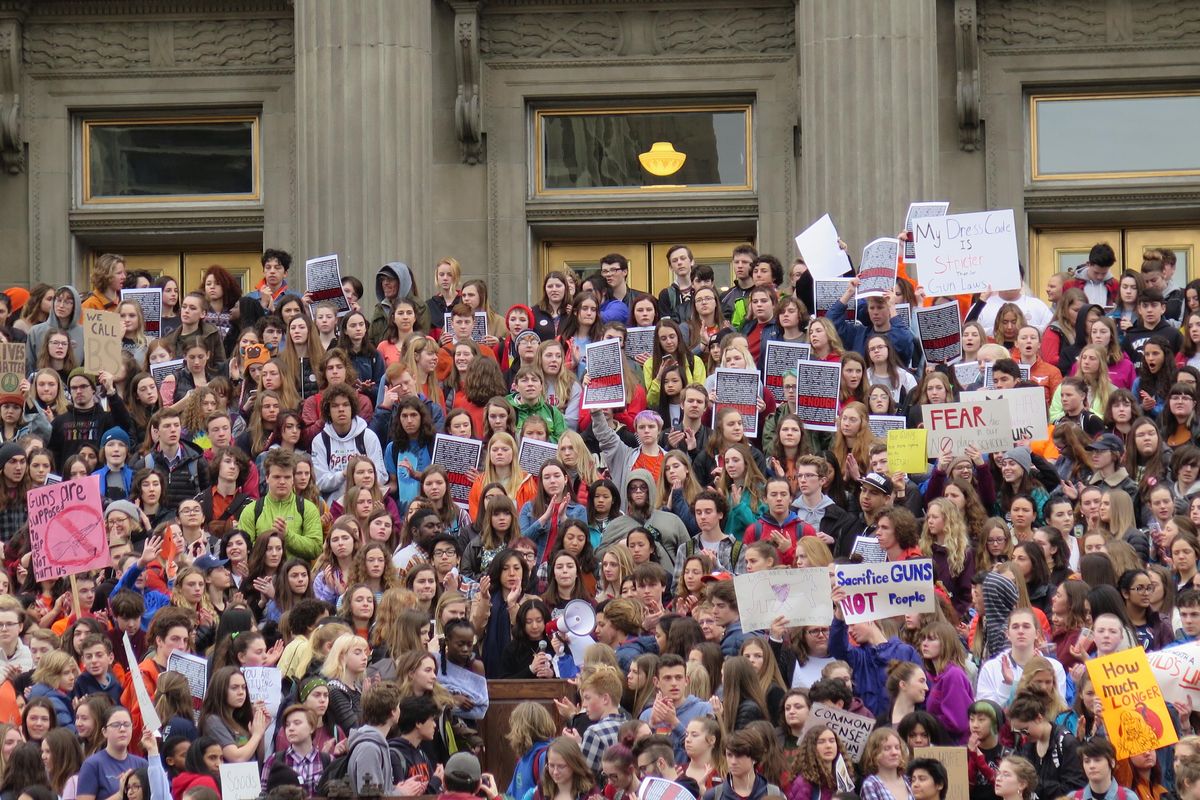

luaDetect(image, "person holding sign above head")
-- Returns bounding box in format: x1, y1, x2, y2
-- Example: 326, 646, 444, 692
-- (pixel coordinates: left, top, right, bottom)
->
828, 278, 916, 365
828, 583, 920, 716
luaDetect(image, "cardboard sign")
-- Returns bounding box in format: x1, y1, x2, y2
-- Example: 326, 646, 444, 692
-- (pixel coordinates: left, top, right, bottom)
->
921, 399, 1013, 457
518, 437, 559, 477
856, 238, 901, 301
120, 287, 162, 338
960, 386, 1049, 447
913, 747, 968, 800
432, 434, 483, 511
27, 478, 109, 582
763, 340, 811, 403
887, 429, 928, 474
1088, 647, 1177, 759
904, 202, 950, 263
305, 254, 350, 315
833, 560, 936, 623
712, 368, 760, 438
794, 359, 842, 432
913, 209, 1020, 296
914, 301, 962, 364
868, 415, 907, 439
800, 702, 876, 762
83, 309, 124, 375
794, 214, 853, 280
582, 338, 626, 409
167, 651, 208, 721
220, 762, 263, 800
733, 568, 834, 632
0, 343, 23, 394
1147, 641, 1200, 707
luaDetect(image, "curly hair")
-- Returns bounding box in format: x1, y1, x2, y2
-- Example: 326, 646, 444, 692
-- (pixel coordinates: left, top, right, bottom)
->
919, 498, 969, 576
795, 724, 849, 790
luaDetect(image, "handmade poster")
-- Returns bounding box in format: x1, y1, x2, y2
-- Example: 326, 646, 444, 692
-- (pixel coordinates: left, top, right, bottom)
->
150, 358, 184, 389
855, 238, 901, 301
904, 202, 950, 263
914, 301, 962, 364
304, 254, 350, 315
913, 747, 968, 800
582, 339, 626, 409
437, 656, 490, 720
1088, 647, 1177, 759
1147, 641, 1200, 707
913, 209, 1020, 296
220, 762, 263, 800
0, 343, 23, 394
243, 666, 282, 758
832, 560, 936, 623
961, 387, 1049, 448
921, 399, 1013, 458
794, 359, 841, 432
123, 633, 162, 732
800, 702, 876, 762
624, 326, 656, 361
763, 340, 812, 403
850, 536, 886, 563
120, 287, 163, 338
887, 429, 929, 474
814, 279, 853, 317
794, 214, 853, 280
471, 312, 488, 343
167, 651, 208, 721
432, 434, 484, 510
518, 437, 559, 477
83, 309, 124, 375
713, 367, 761, 438
640, 776, 699, 800
734, 568, 834, 631
952, 361, 980, 388
27, 478, 109, 582
868, 415, 907, 439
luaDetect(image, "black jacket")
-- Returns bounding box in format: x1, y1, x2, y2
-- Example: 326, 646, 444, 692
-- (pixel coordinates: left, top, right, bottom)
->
1012, 723, 1086, 800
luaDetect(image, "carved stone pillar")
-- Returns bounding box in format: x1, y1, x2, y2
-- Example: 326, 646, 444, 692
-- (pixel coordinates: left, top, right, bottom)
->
797, 0, 939, 245
293, 0, 432, 281
0, 2, 27, 175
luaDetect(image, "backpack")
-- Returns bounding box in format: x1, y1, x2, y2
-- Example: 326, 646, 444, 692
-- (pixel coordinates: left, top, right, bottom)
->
320, 429, 367, 462
686, 537, 742, 571
315, 737, 398, 796
251, 494, 306, 527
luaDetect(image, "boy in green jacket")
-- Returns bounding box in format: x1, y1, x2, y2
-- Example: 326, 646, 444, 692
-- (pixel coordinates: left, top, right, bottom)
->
506, 367, 566, 442
237, 449, 324, 560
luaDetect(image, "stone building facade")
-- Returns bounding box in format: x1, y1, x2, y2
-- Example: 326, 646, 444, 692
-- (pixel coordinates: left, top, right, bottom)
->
2, 0, 1199, 304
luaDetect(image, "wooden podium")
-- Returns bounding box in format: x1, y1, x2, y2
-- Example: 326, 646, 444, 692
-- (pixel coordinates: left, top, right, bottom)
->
481, 678, 573, 790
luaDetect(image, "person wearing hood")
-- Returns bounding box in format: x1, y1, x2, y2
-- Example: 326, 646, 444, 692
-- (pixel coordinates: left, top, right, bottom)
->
81, 253, 127, 312
591, 408, 666, 505
371, 261, 429, 341
25, 285, 83, 373
598, 468, 689, 575
310, 383, 386, 503
238, 248, 293, 332
507, 368, 566, 442
135, 408, 209, 508
48, 367, 131, 466
346, 682, 415, 796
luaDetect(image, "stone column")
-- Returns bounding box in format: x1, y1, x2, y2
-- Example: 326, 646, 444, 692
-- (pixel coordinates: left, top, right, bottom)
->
293, 0, 432, 285
797, 0, 939, 247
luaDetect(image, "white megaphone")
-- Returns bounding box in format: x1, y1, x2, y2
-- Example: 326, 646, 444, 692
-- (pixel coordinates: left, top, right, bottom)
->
558, 599, 597, 664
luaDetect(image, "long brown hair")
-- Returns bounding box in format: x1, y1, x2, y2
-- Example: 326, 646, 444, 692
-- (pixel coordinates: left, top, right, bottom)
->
720, 656, 769, 735
538, 737, 595, 798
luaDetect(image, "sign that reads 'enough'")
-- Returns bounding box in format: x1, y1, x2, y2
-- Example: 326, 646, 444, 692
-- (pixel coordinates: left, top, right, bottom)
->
833, 560, 936, 623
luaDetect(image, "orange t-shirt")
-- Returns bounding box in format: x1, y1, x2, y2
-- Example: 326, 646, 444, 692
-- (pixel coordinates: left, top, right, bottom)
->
632, 451, 664, 480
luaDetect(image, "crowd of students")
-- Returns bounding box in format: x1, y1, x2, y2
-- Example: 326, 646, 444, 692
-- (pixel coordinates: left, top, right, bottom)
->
0, 240, 1198, 800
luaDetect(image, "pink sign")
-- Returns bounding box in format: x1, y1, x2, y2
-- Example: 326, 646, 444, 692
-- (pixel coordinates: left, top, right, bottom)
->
27, 478, 110, 582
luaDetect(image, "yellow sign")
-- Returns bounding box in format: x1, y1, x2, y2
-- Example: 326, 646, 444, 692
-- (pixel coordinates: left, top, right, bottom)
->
1087, 646, 1177, 760
887, 429, 928, 474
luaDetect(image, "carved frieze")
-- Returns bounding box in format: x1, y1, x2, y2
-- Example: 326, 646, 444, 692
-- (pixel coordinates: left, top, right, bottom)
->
1132, 0, 1200, 40
977, 0, 1102, 47
172, 19, 293, 67
480, 12, 621, 59
652, 7, 794, 54
25, 22, 150, 69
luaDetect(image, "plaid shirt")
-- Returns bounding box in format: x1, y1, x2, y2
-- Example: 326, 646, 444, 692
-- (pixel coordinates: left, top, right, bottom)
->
262, 745, 324, 795
580, 711, 626, 777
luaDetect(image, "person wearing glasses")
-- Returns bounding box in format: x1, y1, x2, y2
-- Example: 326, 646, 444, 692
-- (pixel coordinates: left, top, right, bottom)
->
0, 597, 32, 677
47, 367, 131, 467
598, 254, 654, 326
75, 706, 148, 800
1119, 568, 1175, 651
1007, 689, 1086, 800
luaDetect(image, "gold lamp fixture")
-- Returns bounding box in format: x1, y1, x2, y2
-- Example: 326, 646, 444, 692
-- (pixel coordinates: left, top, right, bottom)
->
639, 141, 686, 176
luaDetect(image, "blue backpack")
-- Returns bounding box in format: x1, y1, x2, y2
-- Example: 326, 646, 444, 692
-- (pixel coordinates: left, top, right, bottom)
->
507, 740, 550, 800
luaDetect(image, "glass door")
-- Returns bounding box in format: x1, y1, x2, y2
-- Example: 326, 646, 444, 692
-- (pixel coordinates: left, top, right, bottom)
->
540, 238, 753, 296
1030, 226, 1200, 300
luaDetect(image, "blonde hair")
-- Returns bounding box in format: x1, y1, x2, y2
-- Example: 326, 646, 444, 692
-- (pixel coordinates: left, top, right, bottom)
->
31, 650, 76, 687
797, 537, 833, 567
91, 253, 125, 293
26, 368, 67, 416
556, 430, 597, 487
321, 634, 370, 686
919, 498, 969, 576
537, 339, 577, 414
481, 432, 530, 498
117, 300, 147, 347
806, 317, 845, 358
1078, 344, 1115, 411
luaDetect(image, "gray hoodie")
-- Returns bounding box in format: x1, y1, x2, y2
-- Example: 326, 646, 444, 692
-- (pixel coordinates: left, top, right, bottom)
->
26, 285, 83, 372
371, 262, 428, 339
346, 725, 396, 796
597, 467, 690, 573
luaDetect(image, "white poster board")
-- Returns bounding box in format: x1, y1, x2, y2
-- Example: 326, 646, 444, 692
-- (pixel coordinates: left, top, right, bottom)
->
220, 762, 263, 800
712, 367, 761, 438
921, 398, 1014, 457
960, 386, 1049, 448
913, 209, 1020, 296
582, 338, 626, 409
794, 214, 853, 280
123, 633, 162, 733
733, 568, 834, 631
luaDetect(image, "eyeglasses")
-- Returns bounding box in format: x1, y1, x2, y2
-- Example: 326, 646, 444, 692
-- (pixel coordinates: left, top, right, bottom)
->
0, 622, 19, 630
106, 721, 133, 730
432, 548, 457, 557
1130, 584, 1155, 593
70, 384, 92, 391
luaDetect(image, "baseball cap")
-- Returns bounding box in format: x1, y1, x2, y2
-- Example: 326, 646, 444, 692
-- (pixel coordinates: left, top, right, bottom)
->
858, 472, 894, 495
445, 752, 482, 786
700, 571, 733, 584
193, 554, 230, 572
1085, 433, 1124, 453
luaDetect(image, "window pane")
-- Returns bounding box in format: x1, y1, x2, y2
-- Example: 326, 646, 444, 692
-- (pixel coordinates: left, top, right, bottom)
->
539, 108, 749, 192
1033, 94, 1200, 179
86, 119, 256, 200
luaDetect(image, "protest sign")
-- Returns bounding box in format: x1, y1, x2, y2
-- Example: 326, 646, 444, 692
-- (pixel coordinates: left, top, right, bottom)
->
1147, 641, 1200, 707
304, 254, 350, 315
980, 362, 1030, 390
167, 651, 208, 721
833, 560, 936, 623
243, 666, 282, 758
518, 437, 559, 477
794, 359, 841, 432
120, 287, 162, 338
150, 358, 183, 389
904, 202, 950, 263
1088, 647, 1177, 759
83, 309, 124, 375
0, 343, 23, 394
952, 361, 980, 388
763, 340, 811, 403
794, 214, 853, 280
868, 415, 907, 439
887, 429, 929, 474
914, 301, 962, 364
27, 478, 108, 582
471, 312, 488, 343
851, 536, 886, 563
123, 633, 162, 732
913, 209, 1020, 296
582, 338, 626, 409
640, 776, 699, 800
220, 762, 263, 800
913, 747, 968, 800
856, 238, 900, 301
961, 386, 1049, 448
921, 399, 1013, 457
814, 279, 852, 317
801, 702, 876, 762
713, 367, 761, 438
432, 434, 483, 510
733, 568, 834, 631
437, 656, 491, 720
624, 326, 656, 361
